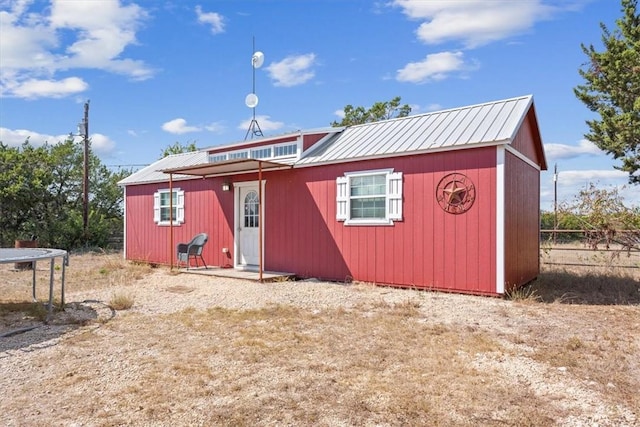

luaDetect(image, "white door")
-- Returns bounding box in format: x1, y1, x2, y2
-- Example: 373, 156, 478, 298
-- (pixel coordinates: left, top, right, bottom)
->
238, 185, 260, 266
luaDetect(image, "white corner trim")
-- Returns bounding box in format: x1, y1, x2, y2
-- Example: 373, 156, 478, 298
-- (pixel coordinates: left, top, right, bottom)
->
496, 146, 505, 294
123, 186, 127, 260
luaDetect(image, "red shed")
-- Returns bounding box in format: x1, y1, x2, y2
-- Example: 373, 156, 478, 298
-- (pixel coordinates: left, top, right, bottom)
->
119, 95, 547, 295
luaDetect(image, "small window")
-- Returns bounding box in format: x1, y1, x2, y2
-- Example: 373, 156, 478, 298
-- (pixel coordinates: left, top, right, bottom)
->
243, 190, 259, 228
153, 189, 185, 225
336, 170, 403, 225
250, 147, 272, 159
228, 151, 248, 160
274, 143, 297, 157
209, 154, 227, 163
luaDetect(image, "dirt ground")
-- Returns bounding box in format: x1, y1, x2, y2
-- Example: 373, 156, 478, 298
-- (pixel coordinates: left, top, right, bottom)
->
1, 252, 639, 426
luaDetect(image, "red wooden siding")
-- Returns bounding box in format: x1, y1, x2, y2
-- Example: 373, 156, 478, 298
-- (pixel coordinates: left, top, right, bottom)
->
503, 151, 541, 291
125, 177, 234, 267
263, 147, 498, 294
302, 133, 329, 151
511, 108, 545, 168
124, 138, 543, 296
122, 99, 545, 296
502, 107, 544, 291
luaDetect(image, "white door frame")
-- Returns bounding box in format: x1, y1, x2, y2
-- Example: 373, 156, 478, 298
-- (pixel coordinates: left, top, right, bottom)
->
233, 180, 266, 269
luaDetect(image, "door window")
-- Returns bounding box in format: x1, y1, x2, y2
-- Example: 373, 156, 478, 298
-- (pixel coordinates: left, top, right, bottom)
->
244, 190, 259, 228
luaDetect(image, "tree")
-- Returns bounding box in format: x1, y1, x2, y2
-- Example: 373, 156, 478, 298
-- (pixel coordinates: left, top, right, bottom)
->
574, 0, 640, 183
160, 140, 198, 158
331, 96, 412, 127
0, 138, 128, 250
559, 183, 639, 251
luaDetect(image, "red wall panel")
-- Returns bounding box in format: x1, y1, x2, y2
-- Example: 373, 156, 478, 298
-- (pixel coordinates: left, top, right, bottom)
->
124, 177, 234, 267
511, 109, 545, 169
125, 144, 542, 295
262, 147, 497, 294
504, 151, 540, 290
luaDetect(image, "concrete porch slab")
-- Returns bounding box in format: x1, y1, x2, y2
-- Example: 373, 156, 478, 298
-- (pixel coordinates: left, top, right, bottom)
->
176, 266, 295, 282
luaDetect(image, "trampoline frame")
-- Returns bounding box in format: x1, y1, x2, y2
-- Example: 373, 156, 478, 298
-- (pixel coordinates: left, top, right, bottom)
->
0, 248, 69, 322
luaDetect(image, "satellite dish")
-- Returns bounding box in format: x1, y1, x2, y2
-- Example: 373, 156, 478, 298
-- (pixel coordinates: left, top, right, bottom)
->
245, 93, 259, 108
252, 51, 264, 68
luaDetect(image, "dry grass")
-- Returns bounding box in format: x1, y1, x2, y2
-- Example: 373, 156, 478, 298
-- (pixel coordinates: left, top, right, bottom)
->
108, 293, 135, 310
1, 250, 639, 426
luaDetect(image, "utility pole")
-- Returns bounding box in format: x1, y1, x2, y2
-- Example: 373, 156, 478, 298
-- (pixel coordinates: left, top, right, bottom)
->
81, 100, 90, 238
553, 163, 558, 244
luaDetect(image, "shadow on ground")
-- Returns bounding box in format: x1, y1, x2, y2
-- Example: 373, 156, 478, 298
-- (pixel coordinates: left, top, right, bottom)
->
0, 300, 115, 355
532, 269, 640, 305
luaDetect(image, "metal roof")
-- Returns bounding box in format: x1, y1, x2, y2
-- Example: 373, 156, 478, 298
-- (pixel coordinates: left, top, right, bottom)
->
118, 151, 208, 186
161, 158, 292, 177
119, 95, 540, 186
296, 94, 535, 166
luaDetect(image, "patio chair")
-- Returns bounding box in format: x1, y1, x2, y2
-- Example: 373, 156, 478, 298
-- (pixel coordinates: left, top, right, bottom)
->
177, 233, 208, 269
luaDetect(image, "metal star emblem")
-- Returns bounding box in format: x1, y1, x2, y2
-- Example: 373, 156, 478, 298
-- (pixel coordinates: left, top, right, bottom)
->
443, 180, 467, 205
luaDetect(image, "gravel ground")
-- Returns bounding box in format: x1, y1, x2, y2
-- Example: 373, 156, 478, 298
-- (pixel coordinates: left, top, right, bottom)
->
1, 264, 639, 426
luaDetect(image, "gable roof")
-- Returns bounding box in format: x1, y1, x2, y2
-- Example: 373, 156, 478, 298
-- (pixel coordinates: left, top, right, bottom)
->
119, 94, 545, 186
118, 150, 208, 186
296, 94, 540, 166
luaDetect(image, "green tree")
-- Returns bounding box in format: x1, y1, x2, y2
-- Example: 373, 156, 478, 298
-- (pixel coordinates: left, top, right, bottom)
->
0, 138, 127, 250
574, 0, 640, 183
331, 96, 412, 127
160, 140, 198, 158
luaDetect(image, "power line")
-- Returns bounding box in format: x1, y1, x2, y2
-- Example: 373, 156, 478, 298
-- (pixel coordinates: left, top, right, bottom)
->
104, 164, 149, 168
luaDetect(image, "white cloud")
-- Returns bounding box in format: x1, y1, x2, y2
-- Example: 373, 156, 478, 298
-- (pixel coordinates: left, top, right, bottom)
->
1, 127, 68, 146
196, 6, 225, 34
238, 115, 284, 133
556, 169, 628, 187
161, 118, 225, 134
9, 76, 88, 99
266, 54, 316, 87
540, 168, 638, 210
0, 0, 153, 99
405, 103, 442, 114
86, 132, 116, 154
0, 127, 116, 155
204, 122, 225, 133
544, 139, 603, 161
391, 0, 556, 48
396, 51, 465, 83
162, 118, 201, 134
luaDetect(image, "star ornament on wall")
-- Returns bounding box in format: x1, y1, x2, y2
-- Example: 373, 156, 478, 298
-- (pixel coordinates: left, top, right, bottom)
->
436, 173, 476, 214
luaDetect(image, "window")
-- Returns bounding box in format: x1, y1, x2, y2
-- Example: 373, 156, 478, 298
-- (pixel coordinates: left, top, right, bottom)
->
244, 190, 259, 228
228, 151, 248, 160
250, 147, 272, 159
207, 142, 299, 163
274, 143, 297, 157
336, 169, 402, 225
153, 189, 185, 225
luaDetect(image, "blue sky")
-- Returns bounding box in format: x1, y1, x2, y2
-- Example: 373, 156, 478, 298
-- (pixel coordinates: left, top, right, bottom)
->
1, 0, 637, 210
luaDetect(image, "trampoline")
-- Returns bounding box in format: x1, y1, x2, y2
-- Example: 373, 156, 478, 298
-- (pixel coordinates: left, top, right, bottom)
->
0, 248, 69, 322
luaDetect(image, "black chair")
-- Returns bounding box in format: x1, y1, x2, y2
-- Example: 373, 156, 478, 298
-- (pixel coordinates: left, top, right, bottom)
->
176, 233, 208, 269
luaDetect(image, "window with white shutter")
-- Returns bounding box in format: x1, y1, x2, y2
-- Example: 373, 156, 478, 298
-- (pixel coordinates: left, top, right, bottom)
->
153, 188, 185, 225
336, 169, 403, 225
336, 176, 349, 221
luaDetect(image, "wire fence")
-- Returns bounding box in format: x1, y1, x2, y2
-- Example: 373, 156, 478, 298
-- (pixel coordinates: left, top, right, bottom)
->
540, 230, 640, 270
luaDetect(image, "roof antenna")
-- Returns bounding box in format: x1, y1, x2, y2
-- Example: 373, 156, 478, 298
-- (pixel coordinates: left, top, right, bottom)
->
244, 37, 264, 140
